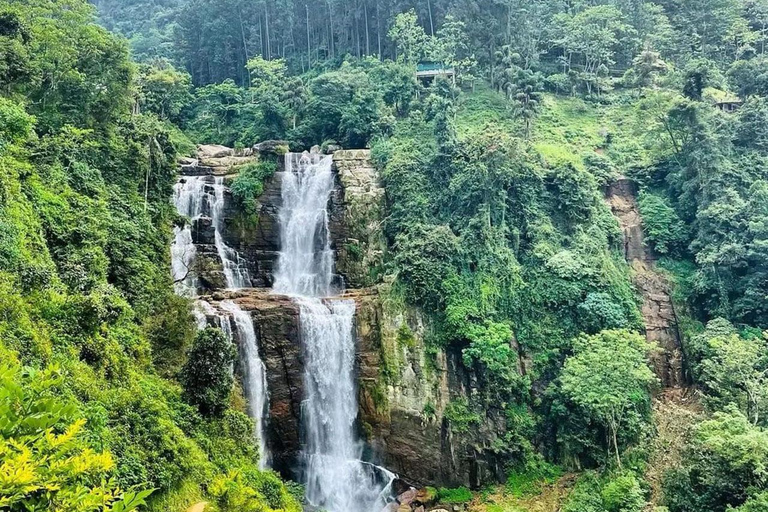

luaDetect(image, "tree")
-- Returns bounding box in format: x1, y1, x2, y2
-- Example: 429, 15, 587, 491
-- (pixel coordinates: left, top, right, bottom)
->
727, 57, 768, 98
553, 6, 635, 95
557, 330, 657, 467
664, 407, 768, 512
510, 69, 543, 138
136, 60, 192, 123
181, 327, 236, 417
388, 9, 430, 65
434, 15, 478, 87
688, 319, 768, 425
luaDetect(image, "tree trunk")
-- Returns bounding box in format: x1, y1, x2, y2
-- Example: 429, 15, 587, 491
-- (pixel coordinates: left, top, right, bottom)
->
265, 2, 271, 59
427, 0, 435, 36
364, 1, 370, 56
306, 4, 312, 68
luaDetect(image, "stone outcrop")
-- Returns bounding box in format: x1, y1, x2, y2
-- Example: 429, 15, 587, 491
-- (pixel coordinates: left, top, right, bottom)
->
606, 177, 685, 388
204, 289, 304, 477
183, 144, 258, 176
330, 150, 387, 288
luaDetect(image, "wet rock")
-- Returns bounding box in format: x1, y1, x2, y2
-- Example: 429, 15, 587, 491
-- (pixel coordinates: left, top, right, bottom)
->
398, 488, 417, 506
325, 144, 343, 153
201, 290, 303, 479
191, 217, 216, 246
606, 177, 686, 388
397, 505, 411, 512
413, 507, 425, 512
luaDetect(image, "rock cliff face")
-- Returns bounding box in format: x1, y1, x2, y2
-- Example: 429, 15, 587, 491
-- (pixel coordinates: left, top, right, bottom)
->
606, 178, 685, 388
184, 145, 498, 489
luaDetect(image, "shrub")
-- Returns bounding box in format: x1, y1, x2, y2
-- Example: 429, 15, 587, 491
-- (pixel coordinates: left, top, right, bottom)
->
602, 473, 645, 512
0, 361, 153, 511
181, 327, 236, 417
444, 398, 481, 434
578, 292, 629, 333
637, 191, 688, 256
230, 161, 277, 215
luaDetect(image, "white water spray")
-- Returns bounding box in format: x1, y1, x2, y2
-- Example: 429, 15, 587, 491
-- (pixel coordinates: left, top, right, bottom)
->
220, 300, 271, 468
273, 151, 394, 512
171, 175, 251, 291
272, 152, 336, 297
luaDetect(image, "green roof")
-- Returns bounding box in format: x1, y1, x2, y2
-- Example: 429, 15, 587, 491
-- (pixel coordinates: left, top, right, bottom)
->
417, 62, 449, 72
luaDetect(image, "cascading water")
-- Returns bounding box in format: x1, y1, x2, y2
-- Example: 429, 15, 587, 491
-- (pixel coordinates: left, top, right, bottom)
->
272, 152, 336, 297
171, 175, 251, 291
212, 177, 251, 289
170, 169, 271, 469
220, 300, 271, 469
273, 151, 394, 512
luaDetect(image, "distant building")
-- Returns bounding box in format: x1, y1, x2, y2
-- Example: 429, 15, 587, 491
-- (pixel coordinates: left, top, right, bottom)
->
416, 62, 455, 84
714, 100, 743, 113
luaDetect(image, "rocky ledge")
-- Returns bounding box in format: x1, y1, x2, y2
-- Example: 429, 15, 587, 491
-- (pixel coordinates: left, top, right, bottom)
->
386, 487, 469, 512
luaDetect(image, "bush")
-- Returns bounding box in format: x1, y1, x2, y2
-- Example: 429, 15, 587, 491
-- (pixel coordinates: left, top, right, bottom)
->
444, 398, 481, 434
602, 473, 645, 512
230, 161, 277, 215
0, 361, 153, 511
578, 292, 629, 333
181, 327, 236, 417
437, 486, 473, 504
637, 191, 688, 256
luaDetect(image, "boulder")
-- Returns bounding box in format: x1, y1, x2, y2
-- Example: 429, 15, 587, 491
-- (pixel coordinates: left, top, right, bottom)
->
414, 507, 425, 512
324, 143, 343, 154
198, 144, 234, 159
397, 488, 417, 506
397, 505, 411, 512
253, 140, 290, 155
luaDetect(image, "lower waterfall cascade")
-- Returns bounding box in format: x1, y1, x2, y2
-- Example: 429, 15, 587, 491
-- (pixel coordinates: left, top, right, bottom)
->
273, 151, 395, 512
170, 165, 271, 469
220, 300, 271, 469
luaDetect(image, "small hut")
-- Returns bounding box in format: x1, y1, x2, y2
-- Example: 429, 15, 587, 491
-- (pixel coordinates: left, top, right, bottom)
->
416, 62, 455, 84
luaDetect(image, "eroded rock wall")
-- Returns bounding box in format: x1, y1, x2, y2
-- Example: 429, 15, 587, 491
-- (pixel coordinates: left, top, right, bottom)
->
606, 177, 685, 388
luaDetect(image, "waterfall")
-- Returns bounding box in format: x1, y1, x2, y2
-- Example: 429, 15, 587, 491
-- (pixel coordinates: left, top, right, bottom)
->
273, 151, 394, 512
171, 170, 271, 469
212, 177, 251, 289
171, 175, 251, 291
272, 152, 336, 297
220, 300, 271, 468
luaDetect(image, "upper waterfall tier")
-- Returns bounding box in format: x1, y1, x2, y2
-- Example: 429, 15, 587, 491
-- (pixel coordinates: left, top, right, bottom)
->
272, 152, 337, 298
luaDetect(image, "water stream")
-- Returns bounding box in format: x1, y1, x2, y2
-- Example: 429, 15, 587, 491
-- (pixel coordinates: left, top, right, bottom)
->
220, 300, 271, 469
171, 174, 251, 292
171, 170, 271, 469
273, 151, 394, 512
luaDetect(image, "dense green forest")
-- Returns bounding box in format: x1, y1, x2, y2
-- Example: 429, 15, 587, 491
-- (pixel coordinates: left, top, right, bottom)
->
3, 0, 768, 511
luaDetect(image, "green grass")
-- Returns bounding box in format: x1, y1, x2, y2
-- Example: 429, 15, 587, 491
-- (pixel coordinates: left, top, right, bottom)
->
438, 486, 473, 504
